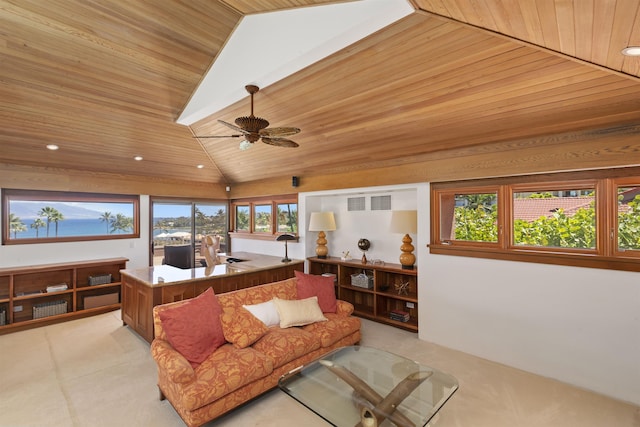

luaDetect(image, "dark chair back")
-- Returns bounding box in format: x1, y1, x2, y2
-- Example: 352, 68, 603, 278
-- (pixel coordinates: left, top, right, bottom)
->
163, 245, 193, 269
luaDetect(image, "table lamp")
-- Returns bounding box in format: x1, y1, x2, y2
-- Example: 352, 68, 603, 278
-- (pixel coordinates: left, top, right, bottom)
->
275, 233, 297, 263
390, 210, 417, 270
308, 212, 336, 259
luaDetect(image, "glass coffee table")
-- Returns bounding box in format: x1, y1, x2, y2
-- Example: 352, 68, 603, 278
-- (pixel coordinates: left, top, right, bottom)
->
278, 346, 458, 427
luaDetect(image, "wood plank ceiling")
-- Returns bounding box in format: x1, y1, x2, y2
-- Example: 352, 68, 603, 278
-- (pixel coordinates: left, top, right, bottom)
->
2, 0, 640, 188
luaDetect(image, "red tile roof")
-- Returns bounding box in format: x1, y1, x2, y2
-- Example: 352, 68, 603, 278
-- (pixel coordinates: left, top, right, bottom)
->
513, 197, 594, 222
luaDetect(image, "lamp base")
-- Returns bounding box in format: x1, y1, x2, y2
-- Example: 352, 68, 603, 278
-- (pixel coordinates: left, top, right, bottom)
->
401, 264, 414, 270
282, 257, 291, 263
316, 255, 327, 259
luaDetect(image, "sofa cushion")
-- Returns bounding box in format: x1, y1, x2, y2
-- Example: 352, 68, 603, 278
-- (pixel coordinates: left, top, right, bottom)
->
181, 344, 273, 411
217, 277, 297, 309
220, 307, 268, 349
303, 313, 362, 347
242, 300, 280, 327
295, 270, 337, 313
159, 287, 226, 368
252, 328, 321, 368
273, 296, 327, 328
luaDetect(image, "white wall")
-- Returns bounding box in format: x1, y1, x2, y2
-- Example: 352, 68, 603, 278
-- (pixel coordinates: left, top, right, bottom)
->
0, 196, 150, 269
420, 253, 640, 405
3, 186, 639, 405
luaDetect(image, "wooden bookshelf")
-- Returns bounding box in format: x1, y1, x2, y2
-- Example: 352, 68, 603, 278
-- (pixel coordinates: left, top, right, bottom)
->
308, 257, 418, 332
0, 258, 128, 334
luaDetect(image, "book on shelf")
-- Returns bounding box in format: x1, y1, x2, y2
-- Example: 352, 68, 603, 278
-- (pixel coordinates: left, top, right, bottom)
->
46, 283, 69, 293
389, 309, 410, 322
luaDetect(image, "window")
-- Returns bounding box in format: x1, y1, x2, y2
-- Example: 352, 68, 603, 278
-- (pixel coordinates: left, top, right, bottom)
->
277, 202, 298, 233
235, 205, 250, 231
511, 185, 596, 250
430, 169, 640, 271
231, 195, 298, 240
253, 204, 272, 233
2, 189, 139, 244
438, 190, 498, 244
151, 199, 228, 267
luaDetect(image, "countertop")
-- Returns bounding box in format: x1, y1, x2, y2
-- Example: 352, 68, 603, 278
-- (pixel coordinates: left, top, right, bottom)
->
120, 252, 303, 287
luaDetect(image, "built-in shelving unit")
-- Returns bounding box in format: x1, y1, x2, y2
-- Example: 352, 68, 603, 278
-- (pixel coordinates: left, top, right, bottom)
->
308, 256, 418, 332
0, 258, 128, 334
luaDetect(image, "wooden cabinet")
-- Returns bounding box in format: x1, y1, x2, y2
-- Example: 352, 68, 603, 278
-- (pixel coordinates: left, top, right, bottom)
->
308, 257, 418, 332
0, 258, 128, 334
121, 260, 303, 343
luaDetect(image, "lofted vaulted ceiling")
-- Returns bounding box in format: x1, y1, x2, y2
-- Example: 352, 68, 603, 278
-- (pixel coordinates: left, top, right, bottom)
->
2, 0, 640, 189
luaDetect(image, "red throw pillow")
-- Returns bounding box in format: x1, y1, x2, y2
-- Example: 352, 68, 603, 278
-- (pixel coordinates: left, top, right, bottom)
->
159, 287, 226, 368
295, 270, 337, 313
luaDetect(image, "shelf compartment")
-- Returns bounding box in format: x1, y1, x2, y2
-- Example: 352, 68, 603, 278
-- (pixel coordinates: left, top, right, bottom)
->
14, 269, 73, 297
76, 261, 125, 290
340, 287, 374, 315
13, 293, 73, 323
376, 295, 418, 329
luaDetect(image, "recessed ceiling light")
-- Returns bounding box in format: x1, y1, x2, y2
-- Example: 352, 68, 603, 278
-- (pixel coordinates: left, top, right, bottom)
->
621, 46, 640, 56
197, 164, 204, 169
134, 156, 143, 161
46, 144, 59, 150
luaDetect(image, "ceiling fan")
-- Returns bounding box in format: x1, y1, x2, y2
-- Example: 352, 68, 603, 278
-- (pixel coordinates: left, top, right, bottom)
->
194, 85, 300, 150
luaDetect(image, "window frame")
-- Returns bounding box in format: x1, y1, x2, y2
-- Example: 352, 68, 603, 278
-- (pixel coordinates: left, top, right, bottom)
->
430, 168, 640, 272
230, 194, 298, 241
2, 189, 140, 245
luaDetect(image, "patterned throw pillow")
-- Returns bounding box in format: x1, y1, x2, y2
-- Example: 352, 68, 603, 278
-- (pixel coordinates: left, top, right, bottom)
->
159, 287, 226, 368
295, 270, 337, 313
220, 307, 269, 349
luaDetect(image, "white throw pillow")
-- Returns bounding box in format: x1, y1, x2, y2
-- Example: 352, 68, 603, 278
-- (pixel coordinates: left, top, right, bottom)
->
242, 300, 280, 327
272, 296, 328, 328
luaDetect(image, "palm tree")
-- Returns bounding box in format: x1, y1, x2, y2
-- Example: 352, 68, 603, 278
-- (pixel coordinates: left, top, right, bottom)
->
9, 213, 26, 238
51, 210, 64, 237
30, 218, 46, 238
38, 206, 63, 237
99, 212, 113, 234
110, 213, 133, 234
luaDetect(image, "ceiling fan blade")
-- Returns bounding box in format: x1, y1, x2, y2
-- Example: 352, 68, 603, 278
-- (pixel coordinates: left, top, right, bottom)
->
262, 137, 299, 148
218, 120, 249, 134
259, 127, 301, 137
193, 134, 242, 138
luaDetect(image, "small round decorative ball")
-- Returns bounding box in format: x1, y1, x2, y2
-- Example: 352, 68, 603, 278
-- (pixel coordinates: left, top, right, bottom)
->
357, 238, 371, 252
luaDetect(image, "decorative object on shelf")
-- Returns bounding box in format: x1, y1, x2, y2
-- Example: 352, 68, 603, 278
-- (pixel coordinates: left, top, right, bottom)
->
341, 251, 352, 261
389, 210, 417, 270
33, 300, 68, 319
88, 274, 112, 286
276, 233, 297, 262
308, 212, 337, 259
394, 281, 409, 295
358, 238, 371, 264
351, 272, 373, 289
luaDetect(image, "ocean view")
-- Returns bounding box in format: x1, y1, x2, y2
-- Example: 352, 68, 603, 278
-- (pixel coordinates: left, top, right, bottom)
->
12, 218, 132, 239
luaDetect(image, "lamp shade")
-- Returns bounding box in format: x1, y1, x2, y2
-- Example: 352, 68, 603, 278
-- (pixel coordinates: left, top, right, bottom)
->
390, 210, 417, 234
308, 212, 337, 232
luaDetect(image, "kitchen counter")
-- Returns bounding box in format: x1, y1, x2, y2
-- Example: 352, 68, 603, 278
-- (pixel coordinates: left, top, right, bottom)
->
120, 252, 303, 342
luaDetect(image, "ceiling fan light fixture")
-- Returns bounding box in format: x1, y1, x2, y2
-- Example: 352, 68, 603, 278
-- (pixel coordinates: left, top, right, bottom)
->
239, 140, 252, 151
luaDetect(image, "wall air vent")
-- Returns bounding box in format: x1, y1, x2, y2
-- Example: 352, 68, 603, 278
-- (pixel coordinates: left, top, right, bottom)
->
347, 197, 366, 211
371, 195, 391, 211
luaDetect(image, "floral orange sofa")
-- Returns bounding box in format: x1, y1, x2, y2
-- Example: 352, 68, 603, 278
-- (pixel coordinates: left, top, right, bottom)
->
150, 273, 361, 427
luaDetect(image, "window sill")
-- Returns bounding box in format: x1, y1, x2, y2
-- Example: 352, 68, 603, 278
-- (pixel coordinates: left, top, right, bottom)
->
429, 244, 640, 272
229, 232, 299, 242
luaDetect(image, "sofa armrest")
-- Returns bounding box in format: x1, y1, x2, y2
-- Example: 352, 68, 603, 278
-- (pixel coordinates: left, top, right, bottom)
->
335, 300, 354, 316
150, 339, 196, 384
